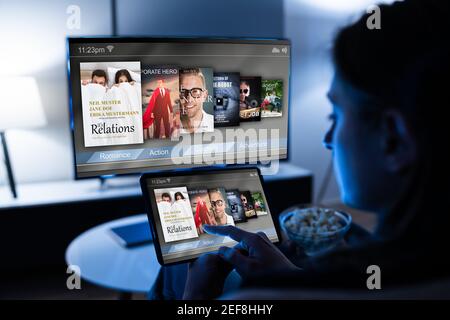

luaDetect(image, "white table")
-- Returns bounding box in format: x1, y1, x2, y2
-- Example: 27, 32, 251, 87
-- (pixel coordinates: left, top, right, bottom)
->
65, 214, 159, 294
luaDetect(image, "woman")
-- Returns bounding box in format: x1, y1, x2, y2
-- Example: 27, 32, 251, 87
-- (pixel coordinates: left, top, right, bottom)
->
174, 192, 185, 201
114, 69, 135, 86
154, 0, 450, 299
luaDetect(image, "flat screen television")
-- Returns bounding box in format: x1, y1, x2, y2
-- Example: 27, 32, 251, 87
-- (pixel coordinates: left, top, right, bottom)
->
67, 37, 290, 178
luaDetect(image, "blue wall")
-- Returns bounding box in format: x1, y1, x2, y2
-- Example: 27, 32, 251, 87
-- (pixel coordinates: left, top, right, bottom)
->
116, 0, 283, 38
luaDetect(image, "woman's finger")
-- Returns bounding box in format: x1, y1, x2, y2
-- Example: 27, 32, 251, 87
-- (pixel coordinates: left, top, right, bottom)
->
203, 225, 259, 248
218, 246, 251, 276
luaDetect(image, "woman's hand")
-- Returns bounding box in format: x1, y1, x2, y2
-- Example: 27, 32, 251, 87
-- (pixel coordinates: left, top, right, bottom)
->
183, 253, 233, 300
203, 225, 301, 279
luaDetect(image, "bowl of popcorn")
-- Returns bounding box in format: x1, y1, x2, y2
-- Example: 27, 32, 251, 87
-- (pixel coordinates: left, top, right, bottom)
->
279, 207, 352, 256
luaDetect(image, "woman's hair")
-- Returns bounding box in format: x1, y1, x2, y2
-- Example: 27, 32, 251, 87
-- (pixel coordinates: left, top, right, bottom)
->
333, 0, 449, 113
332, 0, 450, 242
114, 69, 133, 84
174, 192, 185, 200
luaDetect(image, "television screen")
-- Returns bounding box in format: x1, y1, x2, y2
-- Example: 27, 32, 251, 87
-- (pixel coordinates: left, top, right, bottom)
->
67, 37, 290, 178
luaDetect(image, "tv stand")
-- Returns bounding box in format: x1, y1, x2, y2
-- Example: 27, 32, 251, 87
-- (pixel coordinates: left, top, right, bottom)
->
98, 175, 140, 190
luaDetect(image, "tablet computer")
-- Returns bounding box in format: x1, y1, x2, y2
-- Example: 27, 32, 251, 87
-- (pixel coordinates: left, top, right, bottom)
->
140, 167, 281, 266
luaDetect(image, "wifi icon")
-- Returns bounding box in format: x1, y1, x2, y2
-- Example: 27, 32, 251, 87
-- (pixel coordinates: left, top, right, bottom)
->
106, 45, 114, 53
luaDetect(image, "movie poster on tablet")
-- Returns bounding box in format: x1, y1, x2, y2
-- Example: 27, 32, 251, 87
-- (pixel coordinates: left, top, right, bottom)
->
208, 188, 235, 226
251, 191, 268, 216
188, 187, 217, 235
154, 187, 198, 243
239, 190, 257, 219
225, 189, 247, 223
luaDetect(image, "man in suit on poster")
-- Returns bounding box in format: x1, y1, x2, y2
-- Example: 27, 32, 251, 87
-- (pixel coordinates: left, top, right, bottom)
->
143, 78, 173, 138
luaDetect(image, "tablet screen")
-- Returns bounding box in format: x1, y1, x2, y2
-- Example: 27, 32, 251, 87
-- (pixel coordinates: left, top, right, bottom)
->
142, 168, 279, 264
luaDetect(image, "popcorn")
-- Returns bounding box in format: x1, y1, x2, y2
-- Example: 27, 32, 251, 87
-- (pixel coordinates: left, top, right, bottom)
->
285, 207, 344, 236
